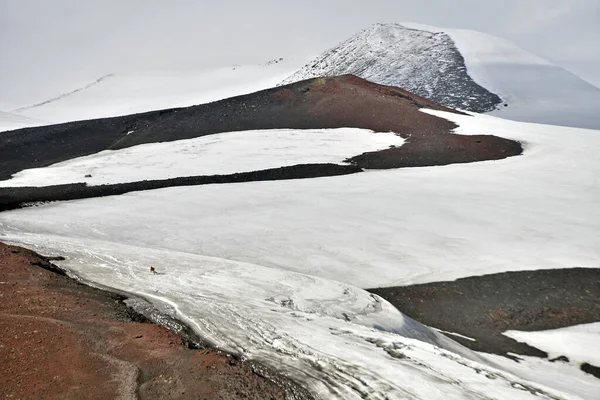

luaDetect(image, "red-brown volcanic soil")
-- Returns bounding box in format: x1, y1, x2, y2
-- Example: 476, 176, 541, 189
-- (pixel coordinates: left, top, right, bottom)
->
265, 75, 521, 169
0, 242, 288, 400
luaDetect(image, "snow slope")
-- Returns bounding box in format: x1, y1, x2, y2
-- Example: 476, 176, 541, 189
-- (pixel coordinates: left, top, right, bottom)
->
0, 111, 47, 132
283, 23, 600, 129
505, 323, 600, 368
1, 113, 599, 398
6, 59, 303, 127
0, 128, 401, 187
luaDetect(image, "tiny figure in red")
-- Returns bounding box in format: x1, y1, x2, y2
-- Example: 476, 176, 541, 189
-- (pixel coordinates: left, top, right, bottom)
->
150, 266, 157, 274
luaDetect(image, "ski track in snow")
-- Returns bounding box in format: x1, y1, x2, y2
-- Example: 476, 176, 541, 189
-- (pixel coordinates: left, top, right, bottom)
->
12, 73, 115, 113
1, 112, 599, 399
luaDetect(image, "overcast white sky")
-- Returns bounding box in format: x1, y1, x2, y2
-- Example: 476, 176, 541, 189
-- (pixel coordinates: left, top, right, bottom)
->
1, 0, 599, 107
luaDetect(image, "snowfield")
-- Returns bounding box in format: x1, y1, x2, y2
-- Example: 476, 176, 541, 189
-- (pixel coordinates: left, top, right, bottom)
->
0, 128, 402, 187
1, 112, 599, 398
1, 59, 305, 129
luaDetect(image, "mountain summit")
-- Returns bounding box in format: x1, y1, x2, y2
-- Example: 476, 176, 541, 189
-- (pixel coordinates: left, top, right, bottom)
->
281, 23, 501, 113
282, 23, 600, 129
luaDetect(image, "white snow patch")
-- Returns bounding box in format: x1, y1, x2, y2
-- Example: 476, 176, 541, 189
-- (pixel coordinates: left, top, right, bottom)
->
504, 323, 600, 367
0, 128, 401, 187
400, 23, 551, 66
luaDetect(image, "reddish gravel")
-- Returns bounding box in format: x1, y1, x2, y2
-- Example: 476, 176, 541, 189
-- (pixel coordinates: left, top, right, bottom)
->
0, 242, 288, 400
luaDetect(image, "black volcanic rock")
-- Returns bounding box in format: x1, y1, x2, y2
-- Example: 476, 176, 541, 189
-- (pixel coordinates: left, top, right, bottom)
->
370, 268, 600, 357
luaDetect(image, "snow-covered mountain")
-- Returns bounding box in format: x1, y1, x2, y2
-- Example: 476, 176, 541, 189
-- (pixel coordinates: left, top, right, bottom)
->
281, 23, 502, 114
282, 23, 600, 129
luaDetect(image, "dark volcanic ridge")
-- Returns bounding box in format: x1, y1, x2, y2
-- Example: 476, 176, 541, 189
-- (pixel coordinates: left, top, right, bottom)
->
369, 267, 600, 376
0, 75, 521, 207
